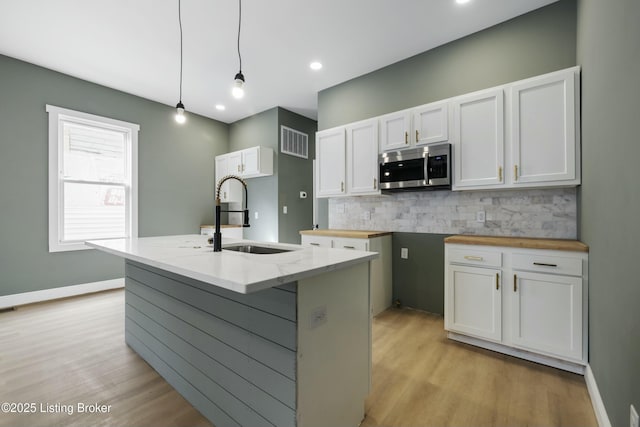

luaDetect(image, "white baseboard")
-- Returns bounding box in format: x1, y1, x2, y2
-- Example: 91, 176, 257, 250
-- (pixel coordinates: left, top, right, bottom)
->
0, 278, 124, 309
585, 364, 612, 427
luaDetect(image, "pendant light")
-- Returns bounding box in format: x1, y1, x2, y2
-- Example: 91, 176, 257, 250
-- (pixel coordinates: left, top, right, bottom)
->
231, 0, 245, 99
175, 0, 186, 124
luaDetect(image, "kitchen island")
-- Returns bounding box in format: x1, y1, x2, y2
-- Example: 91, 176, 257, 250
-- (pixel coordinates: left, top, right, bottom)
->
87, 235, 377, 427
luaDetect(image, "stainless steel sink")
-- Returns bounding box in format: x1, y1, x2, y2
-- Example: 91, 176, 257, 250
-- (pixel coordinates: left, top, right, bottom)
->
223, 244, 294, 254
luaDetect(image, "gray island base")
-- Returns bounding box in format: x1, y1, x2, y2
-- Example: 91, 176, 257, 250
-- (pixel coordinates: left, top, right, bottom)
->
88, 235, 374, 427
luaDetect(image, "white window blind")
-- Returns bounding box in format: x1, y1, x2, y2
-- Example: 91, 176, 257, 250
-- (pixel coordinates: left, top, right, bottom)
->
47, 105, 139, 252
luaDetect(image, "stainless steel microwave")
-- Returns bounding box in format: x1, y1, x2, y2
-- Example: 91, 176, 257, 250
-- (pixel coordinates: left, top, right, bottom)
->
379, 143, 451, 192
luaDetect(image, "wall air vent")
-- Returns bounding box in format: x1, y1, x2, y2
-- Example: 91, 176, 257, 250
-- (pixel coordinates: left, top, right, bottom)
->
281, 126, 308, 159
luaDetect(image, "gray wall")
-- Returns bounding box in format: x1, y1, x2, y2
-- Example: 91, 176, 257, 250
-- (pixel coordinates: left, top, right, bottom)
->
316, 0, 578, 312
228, 107, 317, 244
229, 108, 280, 242
318, 0, 577, 130
0, 54, 229, 297
277, 108, 316, 244
577, 0, 640, 425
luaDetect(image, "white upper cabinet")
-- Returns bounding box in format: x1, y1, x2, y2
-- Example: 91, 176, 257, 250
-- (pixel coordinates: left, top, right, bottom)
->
236, 146, 273, 178
413, 101, 449, 146
510, 67, 579, 186
347, 119, 380, 195
214, 146, 273, 203
452, 88, 505, 190
379, 110, 412, 152
215, 154, 242, 203
316, 128, 346, 197
452, 66, 581, 191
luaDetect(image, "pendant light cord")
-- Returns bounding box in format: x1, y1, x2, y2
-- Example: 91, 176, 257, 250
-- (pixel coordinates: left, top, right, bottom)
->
178, 0, 184, 103
237, 0, 242, 73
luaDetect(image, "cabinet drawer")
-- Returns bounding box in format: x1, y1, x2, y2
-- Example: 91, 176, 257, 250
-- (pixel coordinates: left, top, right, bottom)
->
301, 235, 332, 248
512, 253, 582, 276
333, 238, 368, 251
448, 248, 502, 268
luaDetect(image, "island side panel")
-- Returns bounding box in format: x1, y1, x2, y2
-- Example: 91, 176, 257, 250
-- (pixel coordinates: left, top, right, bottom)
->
124, 260, 297, 427
296, 262, 371, 427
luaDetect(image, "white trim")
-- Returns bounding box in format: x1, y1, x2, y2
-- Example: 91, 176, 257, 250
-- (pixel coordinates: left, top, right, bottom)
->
585, 364, 612, 427
46, 104, 139, 252
0, 278, 124, 310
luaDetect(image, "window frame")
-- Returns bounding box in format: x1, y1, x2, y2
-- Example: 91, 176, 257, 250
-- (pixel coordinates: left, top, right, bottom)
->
46, 105, 139, 252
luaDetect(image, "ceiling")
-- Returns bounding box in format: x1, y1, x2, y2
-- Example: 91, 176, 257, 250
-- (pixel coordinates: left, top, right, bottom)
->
0, 0, 558, 124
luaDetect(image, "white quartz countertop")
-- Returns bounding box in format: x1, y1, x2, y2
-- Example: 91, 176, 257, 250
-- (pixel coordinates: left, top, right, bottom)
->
86, 235, 378, 294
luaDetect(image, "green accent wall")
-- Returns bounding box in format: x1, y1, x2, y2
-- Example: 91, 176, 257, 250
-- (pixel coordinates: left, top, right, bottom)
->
577, 0, 640, 425
392, 233, 451, 315
0, 54, 229, 297
229, 107, 316, 244
318, 0, 577, 130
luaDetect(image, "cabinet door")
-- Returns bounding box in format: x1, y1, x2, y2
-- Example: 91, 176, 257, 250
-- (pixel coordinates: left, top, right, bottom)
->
347, 119, 380, 195
510, 271, 582, 361
379, 110, 411, 152
452, 89, 504, 190
445, 265, 502, 342
511, 69, 578, 185
227, 151, 243, 176
215, 154, 242, 203
316, 128, 346, 197
413, 102, 448, 146
241, 147, 260, 176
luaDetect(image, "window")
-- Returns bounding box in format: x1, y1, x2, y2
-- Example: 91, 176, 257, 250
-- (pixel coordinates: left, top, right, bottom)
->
47, 105, 139, 252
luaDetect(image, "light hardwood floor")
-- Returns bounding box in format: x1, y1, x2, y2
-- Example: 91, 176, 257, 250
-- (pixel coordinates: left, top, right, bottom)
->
0, 290, 597, 427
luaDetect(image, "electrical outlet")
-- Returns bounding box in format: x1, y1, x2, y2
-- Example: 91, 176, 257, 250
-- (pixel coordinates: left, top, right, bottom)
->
254, 211, 259, 219
631, 404, 639, 427
401, 248, 409, 259
476, 211, 486, 223
309, 306, 327, 329
363, 211, 371, 221
283, 206, 288, 214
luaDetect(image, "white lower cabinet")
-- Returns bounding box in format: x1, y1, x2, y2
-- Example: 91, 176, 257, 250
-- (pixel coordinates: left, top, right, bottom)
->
301, 233, 392, 317
447, 265, 502, 342
445, 242, 588, 372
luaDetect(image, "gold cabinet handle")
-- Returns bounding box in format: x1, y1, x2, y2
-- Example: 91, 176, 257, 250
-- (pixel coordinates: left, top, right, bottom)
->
373, 177, 377, 189
416, 130, 419, 142
464, 255, 483, 261
405, 131, 408, 144
514, 165, 519, 181
498, 166, 503, 182
341, 181, 344, 192
496, 273, 500, 290
513, 274, 517, 292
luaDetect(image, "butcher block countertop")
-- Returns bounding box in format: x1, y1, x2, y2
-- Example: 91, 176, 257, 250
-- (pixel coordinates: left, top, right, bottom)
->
300, 229, 392, 239
444, 235, 589, 252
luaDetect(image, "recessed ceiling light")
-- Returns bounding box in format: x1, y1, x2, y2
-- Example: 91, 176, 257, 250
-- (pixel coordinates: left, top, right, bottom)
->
215, 104, 226, 111
310, 61, 323, 71
456, 0, 471, 4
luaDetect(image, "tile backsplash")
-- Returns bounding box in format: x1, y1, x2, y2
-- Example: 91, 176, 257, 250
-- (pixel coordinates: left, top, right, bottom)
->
328, 188, 577, 239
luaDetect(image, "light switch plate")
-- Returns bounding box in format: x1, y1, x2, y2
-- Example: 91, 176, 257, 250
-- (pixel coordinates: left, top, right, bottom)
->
283, 206, 288, 214
476, 211, 486, 223
401, 248, 409, 259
